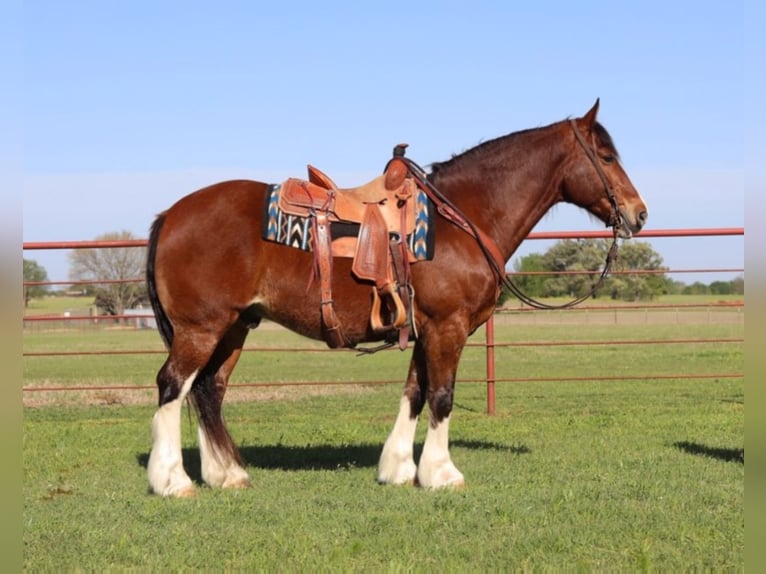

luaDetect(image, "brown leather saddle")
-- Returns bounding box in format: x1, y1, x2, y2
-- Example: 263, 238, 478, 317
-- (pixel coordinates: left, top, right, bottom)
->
277, 147, 418, 349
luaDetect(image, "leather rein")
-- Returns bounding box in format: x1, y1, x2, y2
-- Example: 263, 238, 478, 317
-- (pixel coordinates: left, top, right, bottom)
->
398, 119, 622, 310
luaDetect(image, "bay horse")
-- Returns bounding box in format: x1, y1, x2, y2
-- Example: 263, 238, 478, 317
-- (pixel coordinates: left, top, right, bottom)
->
145, 100, 648, 497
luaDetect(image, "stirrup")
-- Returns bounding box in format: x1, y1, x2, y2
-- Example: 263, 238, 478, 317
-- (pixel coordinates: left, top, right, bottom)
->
370, 284, 407, 332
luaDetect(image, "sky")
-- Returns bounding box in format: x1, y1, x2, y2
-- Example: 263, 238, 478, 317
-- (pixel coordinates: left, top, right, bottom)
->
21, 1, 745, 286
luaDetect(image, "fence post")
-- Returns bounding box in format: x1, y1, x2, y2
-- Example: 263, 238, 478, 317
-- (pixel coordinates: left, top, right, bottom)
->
486, 314, 496, 415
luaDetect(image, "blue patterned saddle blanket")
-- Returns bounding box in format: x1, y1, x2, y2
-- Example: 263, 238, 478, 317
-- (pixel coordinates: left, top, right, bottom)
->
262, 183, 435, 261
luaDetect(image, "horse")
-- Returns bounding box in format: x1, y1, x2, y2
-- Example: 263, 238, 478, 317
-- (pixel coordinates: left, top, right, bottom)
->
145, 100, 648, 497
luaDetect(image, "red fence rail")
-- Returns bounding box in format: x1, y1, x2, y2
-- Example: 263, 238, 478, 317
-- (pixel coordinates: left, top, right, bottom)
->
22, 227, 745, 412
21, 227, 746, 253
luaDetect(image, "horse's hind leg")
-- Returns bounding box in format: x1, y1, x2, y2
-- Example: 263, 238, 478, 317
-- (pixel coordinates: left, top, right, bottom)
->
147, 331, 220, 497
191, 321, 251, 490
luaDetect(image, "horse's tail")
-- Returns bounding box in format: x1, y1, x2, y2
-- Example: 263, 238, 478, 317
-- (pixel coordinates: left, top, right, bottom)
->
146, 213, 174, 349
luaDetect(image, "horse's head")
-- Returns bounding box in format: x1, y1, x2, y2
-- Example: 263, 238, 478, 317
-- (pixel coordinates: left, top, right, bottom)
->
562, 99, 648, 238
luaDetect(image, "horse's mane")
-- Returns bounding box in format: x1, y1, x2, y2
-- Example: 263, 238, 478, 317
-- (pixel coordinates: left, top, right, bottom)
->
428, 119, 618, 178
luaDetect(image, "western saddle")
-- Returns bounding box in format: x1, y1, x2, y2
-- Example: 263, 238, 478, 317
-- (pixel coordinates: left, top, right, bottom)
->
277, 145, 419, 350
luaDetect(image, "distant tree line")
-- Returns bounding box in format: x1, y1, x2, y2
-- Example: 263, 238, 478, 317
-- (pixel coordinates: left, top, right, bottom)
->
676, 276, 744, 296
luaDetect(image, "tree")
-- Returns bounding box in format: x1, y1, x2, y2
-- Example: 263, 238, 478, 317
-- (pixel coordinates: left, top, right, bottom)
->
503, 252, 547, 305
667, 280, 686, 295
505, 239, 672, 303
606, 241, 673, 301
23, 259, 49, 307
539, 239, 609, 298
709, 281, 733, 295
682, 282, 710, 295
730, 275, 744, 295
68, 230, 147, 316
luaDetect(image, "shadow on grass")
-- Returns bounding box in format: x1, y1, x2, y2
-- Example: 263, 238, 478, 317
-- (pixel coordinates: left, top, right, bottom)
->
673, 441, 744, 464
136, 439, 530, 478
452, 439, 531, 455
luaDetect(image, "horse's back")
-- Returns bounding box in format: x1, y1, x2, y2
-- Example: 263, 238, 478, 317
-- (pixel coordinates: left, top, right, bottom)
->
162, 179, 270, 228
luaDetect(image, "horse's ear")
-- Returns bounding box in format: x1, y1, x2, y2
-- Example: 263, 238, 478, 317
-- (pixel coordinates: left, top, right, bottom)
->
582, 98, 600, 130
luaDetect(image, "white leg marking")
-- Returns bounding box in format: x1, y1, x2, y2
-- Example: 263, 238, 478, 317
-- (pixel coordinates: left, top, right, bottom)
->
377, 396, 419, 485
147, 372, 197, 497
198, 426, 250, 489
417, 415, 465, 489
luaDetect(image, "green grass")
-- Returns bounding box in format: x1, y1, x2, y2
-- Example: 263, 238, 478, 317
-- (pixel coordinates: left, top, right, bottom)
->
23, 299, 744, 570
23, 295, 96, 316
24, 378, 743, 571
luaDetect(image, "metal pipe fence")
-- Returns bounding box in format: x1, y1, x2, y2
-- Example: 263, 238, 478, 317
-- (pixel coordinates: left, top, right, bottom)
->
22, 227, 745, 412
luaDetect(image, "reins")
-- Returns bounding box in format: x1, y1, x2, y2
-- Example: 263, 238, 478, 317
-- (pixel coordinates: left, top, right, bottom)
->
396, 119, 623, 311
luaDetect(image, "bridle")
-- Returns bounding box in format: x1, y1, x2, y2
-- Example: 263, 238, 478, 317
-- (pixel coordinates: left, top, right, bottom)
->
399, 119, 623, 310
568, 119, 624, 232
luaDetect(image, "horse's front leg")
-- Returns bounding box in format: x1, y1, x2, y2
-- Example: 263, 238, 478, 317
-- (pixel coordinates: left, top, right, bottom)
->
377, 346, 427, 485
416, 322, 467, 489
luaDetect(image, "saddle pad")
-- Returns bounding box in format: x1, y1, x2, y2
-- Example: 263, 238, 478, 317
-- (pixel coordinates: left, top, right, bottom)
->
262, 184, 435, 261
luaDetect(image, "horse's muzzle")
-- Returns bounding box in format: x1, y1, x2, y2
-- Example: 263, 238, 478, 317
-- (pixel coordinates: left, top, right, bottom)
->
616, 208, 648, 238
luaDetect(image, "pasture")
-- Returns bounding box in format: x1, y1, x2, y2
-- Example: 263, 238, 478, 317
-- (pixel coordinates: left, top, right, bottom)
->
23, 300, 743, 570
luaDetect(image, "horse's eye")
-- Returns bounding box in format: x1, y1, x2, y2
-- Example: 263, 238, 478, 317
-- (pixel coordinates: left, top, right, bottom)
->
601, 154, 615, 164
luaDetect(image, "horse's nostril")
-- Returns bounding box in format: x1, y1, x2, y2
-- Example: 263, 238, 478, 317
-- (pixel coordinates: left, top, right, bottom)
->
637, 210, 648, 226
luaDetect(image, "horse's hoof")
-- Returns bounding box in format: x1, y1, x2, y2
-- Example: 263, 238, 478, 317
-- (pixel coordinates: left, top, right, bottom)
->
415, 477, 465, 489
223, 478, 251, 490
379, 477, 416, 487
174, 485, 197, 498
416, 464, 466, 489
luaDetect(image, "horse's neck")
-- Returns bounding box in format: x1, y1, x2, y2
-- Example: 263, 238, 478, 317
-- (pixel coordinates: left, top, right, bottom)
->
433, 127, 568, 260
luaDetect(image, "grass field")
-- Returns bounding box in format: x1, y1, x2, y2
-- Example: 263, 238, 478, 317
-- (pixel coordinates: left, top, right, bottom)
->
22, 296, 744, 570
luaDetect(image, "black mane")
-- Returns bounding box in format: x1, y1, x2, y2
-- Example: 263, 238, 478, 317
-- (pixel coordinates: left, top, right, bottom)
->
428, 119, 619, 179
428, 126, 540, 177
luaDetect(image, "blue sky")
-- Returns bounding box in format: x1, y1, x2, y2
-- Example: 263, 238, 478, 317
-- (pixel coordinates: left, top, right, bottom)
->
22, 1, 744, 285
